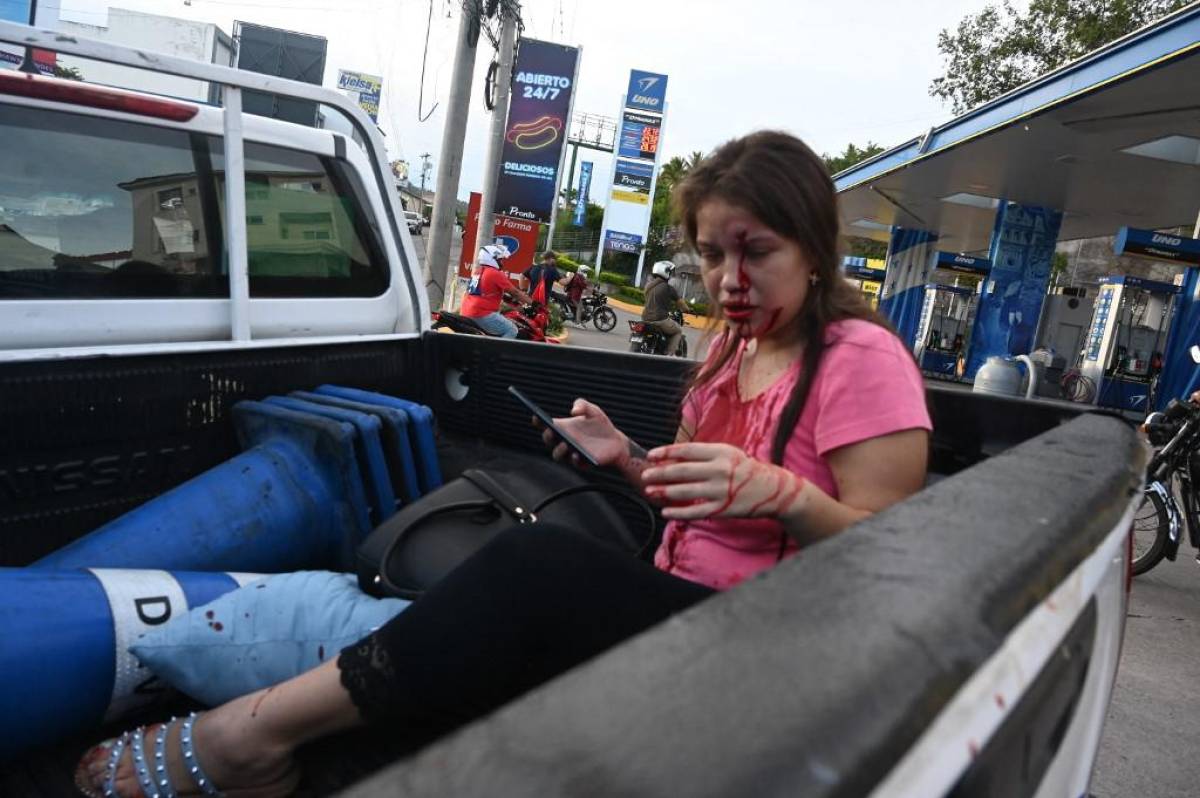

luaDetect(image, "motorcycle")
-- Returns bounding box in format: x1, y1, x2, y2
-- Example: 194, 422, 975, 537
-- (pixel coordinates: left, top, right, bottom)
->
628, 308, 688, 357
554, 292, 618, 332
432, 301, 556, 343
1132, 344, 1200, 574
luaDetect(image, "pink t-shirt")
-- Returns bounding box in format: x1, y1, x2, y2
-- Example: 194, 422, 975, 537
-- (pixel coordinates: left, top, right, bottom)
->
653, 319, 931, 590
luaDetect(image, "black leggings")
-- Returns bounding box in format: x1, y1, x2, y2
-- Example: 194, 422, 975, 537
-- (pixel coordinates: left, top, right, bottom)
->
337, 522, 712, 752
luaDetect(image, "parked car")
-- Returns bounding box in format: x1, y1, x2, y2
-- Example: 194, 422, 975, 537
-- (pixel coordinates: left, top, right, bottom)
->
405, 210, 424, 235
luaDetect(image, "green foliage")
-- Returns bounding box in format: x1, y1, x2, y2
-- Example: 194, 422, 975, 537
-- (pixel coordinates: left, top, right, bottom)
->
643, 151, 708, 267
822, 142, 885, 176
846, 236, 888, 260
546, 301, 564, 335
688, 300, 710, 316
931, 0, 1191, 114
617, 286, 645, 304
1051, 251, 1070, 280
598, 271, 630, 287
53, 65, 84, 81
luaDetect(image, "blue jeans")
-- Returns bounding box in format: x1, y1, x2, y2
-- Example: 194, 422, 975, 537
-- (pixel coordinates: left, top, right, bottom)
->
473, 311, 517, 338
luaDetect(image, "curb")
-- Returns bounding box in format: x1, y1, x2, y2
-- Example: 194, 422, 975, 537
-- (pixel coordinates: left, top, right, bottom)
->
604, 296, 707, 329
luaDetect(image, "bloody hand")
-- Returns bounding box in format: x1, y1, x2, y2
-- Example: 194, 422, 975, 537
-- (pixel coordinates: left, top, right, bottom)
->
641, 442, 807, 521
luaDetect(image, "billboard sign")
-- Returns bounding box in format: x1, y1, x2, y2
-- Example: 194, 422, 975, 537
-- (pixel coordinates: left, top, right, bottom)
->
337, 69, 382, 123
573, 161, 593, 227
493, 39, 579, 224
625, 69, 668, 112
611, 159, 653, 205
234, 22, 327, 127
1, 0, 57, 74
617, 110, 662, 161
605, 230, 643, 254
459, 193, 541, 278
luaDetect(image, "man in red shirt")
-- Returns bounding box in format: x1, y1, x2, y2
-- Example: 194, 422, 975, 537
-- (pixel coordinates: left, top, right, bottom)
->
460, 244, 533, 338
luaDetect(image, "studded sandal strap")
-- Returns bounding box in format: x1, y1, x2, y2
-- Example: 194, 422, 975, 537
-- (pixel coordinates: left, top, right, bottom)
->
153, 720, 178, 798
128, 726, 162, 798
101, 733, 129, 798
179, 713, 222, 797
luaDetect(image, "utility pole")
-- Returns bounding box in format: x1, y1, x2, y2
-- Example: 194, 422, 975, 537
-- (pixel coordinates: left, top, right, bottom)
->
423, 1, 481, 312
18, 0, 41, 74
476, 2, 518, 266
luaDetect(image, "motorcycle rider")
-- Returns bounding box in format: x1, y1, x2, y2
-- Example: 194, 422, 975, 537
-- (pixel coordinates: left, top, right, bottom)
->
460, 244, 534, 338
563, 265, 593, 329
642, 260, 688, 355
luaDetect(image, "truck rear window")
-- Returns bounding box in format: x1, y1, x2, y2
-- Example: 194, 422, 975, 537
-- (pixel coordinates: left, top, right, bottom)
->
0, 104, 388, 299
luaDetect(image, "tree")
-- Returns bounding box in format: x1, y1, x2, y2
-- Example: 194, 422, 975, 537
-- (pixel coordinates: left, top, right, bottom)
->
53, 64, 84, 81
931, 0, 1191, 114
822, 141, 884, 176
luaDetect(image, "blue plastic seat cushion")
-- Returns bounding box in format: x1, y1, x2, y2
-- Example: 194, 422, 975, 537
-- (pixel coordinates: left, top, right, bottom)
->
130, 571, 409, 706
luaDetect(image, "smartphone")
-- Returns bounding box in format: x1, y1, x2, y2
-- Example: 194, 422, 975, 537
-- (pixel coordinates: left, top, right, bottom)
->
508, 385, 599, 466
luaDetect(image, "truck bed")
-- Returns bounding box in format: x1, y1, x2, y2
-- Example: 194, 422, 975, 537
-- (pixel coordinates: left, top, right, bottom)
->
0, 334, 1133, 796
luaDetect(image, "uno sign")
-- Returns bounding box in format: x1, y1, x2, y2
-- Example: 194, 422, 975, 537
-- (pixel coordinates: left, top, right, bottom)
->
1115, 226, 1200, 265
625, 69, 668, 113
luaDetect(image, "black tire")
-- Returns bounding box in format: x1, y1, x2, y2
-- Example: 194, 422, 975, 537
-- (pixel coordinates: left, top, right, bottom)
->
593, 306, 617, 332
1132, 488, 1170, 575
675, 337, 688, 358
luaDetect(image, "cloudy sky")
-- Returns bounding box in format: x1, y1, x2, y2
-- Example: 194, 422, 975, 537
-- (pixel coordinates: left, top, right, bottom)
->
54, 0, 1002, 201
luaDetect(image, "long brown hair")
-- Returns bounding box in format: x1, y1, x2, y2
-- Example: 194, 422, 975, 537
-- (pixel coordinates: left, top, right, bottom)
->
674, 130, 888, 465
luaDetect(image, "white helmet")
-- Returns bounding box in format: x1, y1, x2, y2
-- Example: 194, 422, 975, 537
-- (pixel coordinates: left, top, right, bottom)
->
651, 260, 676, 279
577, 265, 591, 275
478, 243, 512, 269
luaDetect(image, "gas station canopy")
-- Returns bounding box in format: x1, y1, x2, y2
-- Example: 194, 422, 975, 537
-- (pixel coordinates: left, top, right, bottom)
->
835, 3, 1200, 254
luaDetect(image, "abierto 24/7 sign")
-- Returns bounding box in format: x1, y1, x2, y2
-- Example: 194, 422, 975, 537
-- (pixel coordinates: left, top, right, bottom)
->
493, 39, 580, 225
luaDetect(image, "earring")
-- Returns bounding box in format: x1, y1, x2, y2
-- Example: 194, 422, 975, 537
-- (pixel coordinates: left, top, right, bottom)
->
809, 272, 820, 287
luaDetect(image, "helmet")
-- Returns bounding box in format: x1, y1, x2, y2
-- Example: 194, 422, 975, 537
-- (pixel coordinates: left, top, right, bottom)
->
651, 260, 676, 279
478, 243, 512, 269
577, 265, 591, 275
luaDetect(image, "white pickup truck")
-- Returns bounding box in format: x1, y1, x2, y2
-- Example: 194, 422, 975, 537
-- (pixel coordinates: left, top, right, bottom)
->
0, 20, 1141, 798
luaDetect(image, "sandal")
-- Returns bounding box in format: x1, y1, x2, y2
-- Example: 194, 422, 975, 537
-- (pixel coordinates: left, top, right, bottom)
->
75, 712, 296, 798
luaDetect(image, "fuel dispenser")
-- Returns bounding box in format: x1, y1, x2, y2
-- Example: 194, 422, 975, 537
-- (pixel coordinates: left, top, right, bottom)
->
1079, 275, 1177, 412
913, 252, 991, 380
841, 256, 886, 309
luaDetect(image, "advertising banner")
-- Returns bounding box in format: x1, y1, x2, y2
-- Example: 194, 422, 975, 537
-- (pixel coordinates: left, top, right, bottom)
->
617, 110, 662, 161
337, 69, 383, 123
625, 69, 668, 112
605, 231, 643, 254
1, 0, 57, 74
493, 39, 579, 224
611, 159, 653, 205
458, 192, 541, 278
573, 161, 593, 226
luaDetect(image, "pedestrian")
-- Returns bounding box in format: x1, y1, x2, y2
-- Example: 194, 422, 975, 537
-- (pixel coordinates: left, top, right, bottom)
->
459, 244, 533, 338
641, 260, 688, 355
77, 130, 932, 798
524, 250, 561, 304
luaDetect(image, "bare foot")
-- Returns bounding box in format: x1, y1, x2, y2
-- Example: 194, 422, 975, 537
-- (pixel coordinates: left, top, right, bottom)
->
76, 694, 298, 797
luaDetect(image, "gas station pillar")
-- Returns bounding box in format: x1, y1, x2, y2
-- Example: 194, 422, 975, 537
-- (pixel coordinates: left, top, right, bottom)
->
964, 202, 1063, 379
878, 227, 938, 349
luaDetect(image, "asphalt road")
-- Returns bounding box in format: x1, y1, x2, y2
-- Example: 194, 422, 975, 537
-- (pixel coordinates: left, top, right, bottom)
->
559, 302, 705, 357
1091, 550, 1200, 797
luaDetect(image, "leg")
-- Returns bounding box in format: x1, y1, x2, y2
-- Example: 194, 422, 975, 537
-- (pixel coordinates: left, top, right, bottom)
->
473, 311, 518, 338
80, 524, 710, 795
650, 319, 684, 355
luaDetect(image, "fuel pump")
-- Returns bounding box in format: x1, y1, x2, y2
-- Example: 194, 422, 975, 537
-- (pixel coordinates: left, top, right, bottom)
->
913, 252, 991, 380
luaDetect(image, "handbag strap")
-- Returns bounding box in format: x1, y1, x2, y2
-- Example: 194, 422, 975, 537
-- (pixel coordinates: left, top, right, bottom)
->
530, 482, 658, 557
462, 469, 538, 524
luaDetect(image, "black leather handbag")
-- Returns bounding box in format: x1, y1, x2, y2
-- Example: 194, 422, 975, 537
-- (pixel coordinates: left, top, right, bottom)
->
356, 460, 655, 600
